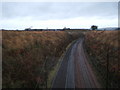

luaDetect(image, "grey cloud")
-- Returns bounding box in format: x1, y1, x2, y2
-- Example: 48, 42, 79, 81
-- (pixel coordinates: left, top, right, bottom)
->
2, 2, 118, 20
2, 2, 53, 19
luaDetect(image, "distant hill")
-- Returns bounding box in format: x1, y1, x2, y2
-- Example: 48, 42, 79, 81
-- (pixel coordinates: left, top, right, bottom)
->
98, 27, 120, 31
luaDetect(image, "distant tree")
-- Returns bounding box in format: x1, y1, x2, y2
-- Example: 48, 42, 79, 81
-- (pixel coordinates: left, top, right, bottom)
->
25, 26, 32, 31
91, 25, 98, 30
63, 27, 66, 29
25, 28, 31, 31
63, 27, 70, 30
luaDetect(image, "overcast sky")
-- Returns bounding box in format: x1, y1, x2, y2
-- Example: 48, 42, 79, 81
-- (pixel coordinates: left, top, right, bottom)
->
0, 2, 118, 29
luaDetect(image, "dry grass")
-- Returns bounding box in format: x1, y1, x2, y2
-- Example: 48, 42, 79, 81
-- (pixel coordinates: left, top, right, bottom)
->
2, 30, 82, 88
86, 30, 119, 47
85, 30, 120, 88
